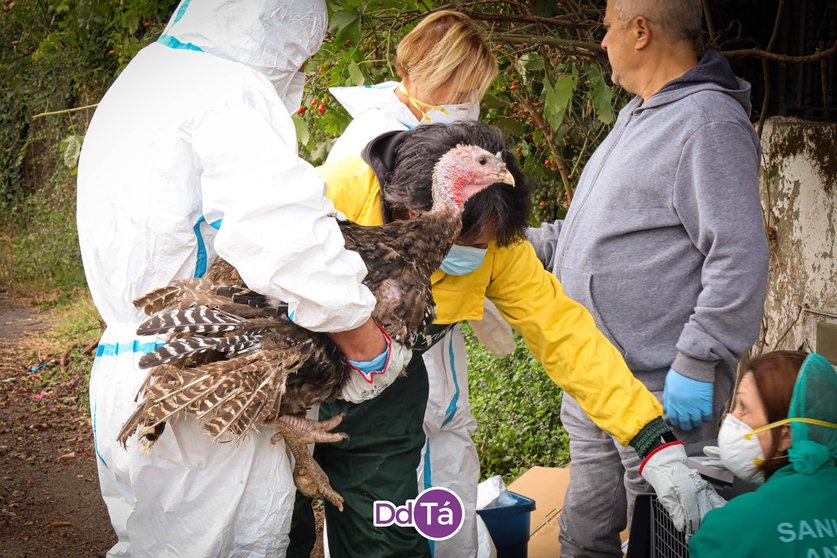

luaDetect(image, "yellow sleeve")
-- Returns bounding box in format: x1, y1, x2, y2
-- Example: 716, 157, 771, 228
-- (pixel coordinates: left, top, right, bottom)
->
315, 156, 384, 226
485, 241, 663, 445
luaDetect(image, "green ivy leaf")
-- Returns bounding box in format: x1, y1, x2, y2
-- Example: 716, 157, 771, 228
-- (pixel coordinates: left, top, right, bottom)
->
494, 117, 527, 136
347, 60, 365, 86
542, 69, 578, 131
585, 65, 615, 125
329, 9, 361, 45
60, 135, 83, 170
291, 114, 310, 148
515, 53, 544, 83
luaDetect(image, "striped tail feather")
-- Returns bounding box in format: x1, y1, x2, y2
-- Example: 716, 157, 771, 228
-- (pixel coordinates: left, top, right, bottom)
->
137, 306, 245, 336
138, 333, 263, 369
119, 345, 315, 448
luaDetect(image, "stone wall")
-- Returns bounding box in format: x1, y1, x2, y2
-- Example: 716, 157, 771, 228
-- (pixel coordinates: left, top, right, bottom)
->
757, 117, 837, 362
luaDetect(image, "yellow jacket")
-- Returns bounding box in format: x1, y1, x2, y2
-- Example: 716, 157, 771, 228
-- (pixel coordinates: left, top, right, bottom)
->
317, 157, 663, 445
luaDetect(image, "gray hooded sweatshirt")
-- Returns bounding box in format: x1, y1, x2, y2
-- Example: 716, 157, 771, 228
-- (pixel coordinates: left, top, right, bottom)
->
527, 50, 768, 391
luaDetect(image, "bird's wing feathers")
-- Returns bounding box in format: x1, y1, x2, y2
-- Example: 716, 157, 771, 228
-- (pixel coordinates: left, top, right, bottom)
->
124, 202, 461, 450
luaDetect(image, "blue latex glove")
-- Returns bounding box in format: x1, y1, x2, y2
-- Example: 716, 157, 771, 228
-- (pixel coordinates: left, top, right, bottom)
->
663, 367, 713, 432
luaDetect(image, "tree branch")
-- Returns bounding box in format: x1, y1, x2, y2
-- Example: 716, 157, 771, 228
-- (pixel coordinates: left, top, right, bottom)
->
461, 11, 597, 30
32, 103, 99, 120
757, 0, 784, 138
493, 33, 604, 56
722, 41, 837, 63
701, 0, 717, 48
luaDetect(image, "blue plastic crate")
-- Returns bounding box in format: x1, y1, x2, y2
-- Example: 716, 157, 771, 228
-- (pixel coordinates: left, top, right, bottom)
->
476, 492, 536, 558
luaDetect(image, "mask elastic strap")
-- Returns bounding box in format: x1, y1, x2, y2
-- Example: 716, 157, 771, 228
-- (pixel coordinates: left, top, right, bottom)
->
745, 417, 837, 440
398, 83, 448, 122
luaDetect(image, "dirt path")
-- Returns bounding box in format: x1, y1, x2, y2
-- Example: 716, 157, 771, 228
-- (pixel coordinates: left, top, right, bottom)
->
0, 294, 326, 557
0, 294, 116, 558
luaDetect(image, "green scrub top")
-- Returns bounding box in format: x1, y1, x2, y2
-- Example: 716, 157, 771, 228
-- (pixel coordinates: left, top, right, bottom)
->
689, 461, 837, 558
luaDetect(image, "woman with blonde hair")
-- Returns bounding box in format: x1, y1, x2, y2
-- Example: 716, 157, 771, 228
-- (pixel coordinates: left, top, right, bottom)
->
295, 11, 506, 558
327, 10, 498, 162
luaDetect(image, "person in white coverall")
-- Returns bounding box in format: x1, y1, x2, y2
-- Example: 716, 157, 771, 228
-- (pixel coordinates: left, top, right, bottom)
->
76, 1, 410, 556
321, 11, 512, 558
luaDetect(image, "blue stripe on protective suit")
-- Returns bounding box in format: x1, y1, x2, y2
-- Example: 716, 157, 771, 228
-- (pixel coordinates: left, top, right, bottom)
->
441, 333, 460, 427
157, 34, 204, 51
192, 215, 223, 278
93, 340, 164, 468
157, 0, 203, 51
423, 440, 435, 556
92, 402, 108, 468
96, 340, 165, 357
171, 0, 192, 24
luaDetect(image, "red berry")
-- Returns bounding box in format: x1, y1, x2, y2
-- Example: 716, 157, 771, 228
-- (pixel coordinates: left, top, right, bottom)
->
539, 201, 546, 208
311, 98, 319, 107
297, 106, 306, 115
510, 85, 518, 91
107, 49, 115, 56
11, 40, 19, 46
318, 104, 325, 114
495, 44, 503, 51
144, 21, 152, 28
545, 160, 551, 167
345, 39, 351, 46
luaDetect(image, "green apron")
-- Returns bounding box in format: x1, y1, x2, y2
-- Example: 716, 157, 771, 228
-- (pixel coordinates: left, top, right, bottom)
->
288, 325, 453, 558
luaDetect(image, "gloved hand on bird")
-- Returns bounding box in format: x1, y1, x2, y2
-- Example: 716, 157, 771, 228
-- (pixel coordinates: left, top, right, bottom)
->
664, 367, 714, 432
640, 440, 726, 535
341, 325, 412, 403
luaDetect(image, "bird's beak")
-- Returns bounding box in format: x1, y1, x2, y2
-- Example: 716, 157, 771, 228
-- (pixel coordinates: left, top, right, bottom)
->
495, 166, 515, 187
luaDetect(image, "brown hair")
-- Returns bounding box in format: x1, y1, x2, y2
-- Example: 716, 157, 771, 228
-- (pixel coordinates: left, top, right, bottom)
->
742, 350, 807, 479
394, 11, 497, 105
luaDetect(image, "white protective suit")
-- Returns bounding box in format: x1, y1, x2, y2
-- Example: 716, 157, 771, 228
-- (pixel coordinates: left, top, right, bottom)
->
76, 1, 377, 556
325, 82, 514, 558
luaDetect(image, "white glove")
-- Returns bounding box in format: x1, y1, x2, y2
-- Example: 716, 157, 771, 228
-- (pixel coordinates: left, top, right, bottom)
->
639, 442, 727, 534
701, 445, 725, 469
468, 299, 515, 358
339, 332, 412, 404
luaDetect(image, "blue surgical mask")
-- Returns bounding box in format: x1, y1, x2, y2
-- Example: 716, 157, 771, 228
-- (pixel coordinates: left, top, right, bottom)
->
439, 245, 487, 276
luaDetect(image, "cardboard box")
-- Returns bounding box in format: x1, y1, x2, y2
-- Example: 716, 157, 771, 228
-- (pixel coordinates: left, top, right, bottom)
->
508, 466, 629, 557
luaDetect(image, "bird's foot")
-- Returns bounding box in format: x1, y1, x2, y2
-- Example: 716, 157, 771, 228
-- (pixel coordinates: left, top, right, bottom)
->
269, 414, 347, 511
268, 414, 348, 445
290, 442, 345, 512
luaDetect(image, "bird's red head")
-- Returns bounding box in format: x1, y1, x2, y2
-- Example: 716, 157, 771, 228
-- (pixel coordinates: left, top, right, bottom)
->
431, 144, 516, 212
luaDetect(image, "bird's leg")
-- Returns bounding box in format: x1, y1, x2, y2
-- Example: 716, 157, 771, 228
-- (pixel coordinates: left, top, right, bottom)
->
268, 414, 347, 445
284, 436, 345, 512
269, 414, 348, 512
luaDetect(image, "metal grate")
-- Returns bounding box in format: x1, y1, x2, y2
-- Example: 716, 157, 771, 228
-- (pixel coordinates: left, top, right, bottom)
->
775, 0, 837, 120
649, 495, 690, 558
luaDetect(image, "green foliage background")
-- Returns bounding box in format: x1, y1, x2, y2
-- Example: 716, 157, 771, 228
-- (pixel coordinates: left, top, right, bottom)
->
0, 0, 623, 480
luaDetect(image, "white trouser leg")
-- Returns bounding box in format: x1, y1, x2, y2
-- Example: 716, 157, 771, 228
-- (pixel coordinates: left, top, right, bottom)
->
90, 349, 296, 558
419, 326, 495, 558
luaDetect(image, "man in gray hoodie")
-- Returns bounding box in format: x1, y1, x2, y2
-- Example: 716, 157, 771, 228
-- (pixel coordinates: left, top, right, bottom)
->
527, 0, 768, 555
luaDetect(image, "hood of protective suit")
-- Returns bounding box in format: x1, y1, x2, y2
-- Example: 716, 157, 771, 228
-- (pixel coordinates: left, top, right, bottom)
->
787, 352, 837, 474
160, 0, 327, 96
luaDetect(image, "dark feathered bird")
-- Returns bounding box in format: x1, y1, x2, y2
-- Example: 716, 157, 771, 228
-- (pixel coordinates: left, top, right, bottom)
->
117, 123, 517, 510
